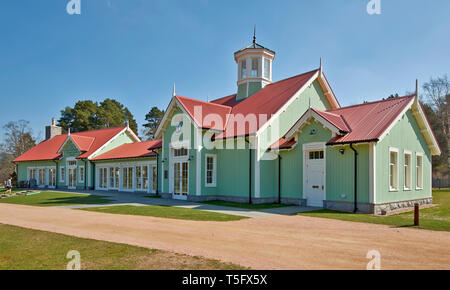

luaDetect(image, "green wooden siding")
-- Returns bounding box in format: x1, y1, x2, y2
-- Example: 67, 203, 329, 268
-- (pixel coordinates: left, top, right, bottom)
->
375, 109, 432, 203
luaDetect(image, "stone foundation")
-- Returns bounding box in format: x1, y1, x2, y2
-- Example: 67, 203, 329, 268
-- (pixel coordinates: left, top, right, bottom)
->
324, 197, 433, 214
158, 194, 304, 205
373, 197, 433, 215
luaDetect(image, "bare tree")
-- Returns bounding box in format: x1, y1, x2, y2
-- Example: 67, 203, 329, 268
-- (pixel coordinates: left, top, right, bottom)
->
423, 75, 450, 177
0, 120, 37, 183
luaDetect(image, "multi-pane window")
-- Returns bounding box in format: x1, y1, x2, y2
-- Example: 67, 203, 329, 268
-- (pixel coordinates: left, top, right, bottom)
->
99, 168, 107, 189
109, 168, 115, 188
152, 166, 157, 191
205, 155, 216, 186
60, 167, 65, 182
68, 160, 77, 167
123, 167, 133, 190
264, 59, 270, 79
49, 168, 56, 187
389, 149, 398, 190
136, 166, 142, 189
79, 166, 85, 183
404, 153, 411, 190
38, 168, 45, 185
416, 154, 423, 189
174, 148, 188, 157
240, 60, 247, 80
251, 58, 258, 77
143, 166, 149, 190
309, 151, 324, 160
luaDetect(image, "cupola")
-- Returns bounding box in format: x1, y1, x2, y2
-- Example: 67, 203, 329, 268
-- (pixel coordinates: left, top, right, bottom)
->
234, 29, 275, 101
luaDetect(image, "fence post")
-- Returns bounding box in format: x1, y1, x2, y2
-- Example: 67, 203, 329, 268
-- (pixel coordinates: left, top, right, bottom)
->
414, 203, 419, 226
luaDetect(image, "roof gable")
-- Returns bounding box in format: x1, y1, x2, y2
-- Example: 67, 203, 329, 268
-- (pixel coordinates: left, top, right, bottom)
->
13, 126, 137, 162
92, 139, 162, 161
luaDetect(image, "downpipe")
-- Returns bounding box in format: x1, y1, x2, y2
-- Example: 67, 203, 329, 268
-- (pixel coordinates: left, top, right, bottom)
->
349, 143, 358, 213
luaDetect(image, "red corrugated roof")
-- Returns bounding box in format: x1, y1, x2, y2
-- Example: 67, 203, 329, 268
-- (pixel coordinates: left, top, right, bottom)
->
327, 95, 415, 145
311, 108, 350, 133
92, 139, 162, 161
270, 137, 296, 150
173, 69, 321, 139
176, 95, 232, 131
270, 95, 416, 149
218, 69, 320, 138
70, 135, 95, 152
13, 126, 127, 162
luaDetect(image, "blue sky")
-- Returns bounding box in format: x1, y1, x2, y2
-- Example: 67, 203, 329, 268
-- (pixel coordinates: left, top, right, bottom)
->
0, 0, 449, 141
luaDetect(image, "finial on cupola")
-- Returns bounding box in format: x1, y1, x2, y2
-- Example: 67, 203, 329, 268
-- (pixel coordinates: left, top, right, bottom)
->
68, 128, 71, 136
253, 25, 256, 44
126, 120, 129, 129
173, 83, 176, 97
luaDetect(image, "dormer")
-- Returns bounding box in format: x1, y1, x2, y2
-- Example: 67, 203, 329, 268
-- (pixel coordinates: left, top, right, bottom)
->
234, 32, 275, 101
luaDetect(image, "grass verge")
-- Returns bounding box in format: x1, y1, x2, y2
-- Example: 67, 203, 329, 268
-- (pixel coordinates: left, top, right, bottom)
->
0, 224, 246, 270
200, 200, 295, 210
80, 205, 247, 221
0, 191, 112, 207
298, 189, 450, 232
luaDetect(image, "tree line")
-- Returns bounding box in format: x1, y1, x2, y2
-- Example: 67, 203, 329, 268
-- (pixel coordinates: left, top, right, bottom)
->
1, 77, 449, 183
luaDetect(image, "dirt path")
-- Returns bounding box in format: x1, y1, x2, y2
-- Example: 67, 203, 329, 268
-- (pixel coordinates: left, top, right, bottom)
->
0, 203, 449, 269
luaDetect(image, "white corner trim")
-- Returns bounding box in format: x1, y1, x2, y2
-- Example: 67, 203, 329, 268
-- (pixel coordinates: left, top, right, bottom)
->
196, 129, 202, 195
369, 143, 375, 203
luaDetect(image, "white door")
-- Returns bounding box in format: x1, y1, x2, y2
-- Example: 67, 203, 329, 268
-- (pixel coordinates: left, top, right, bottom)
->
305, 150, 325, 207
173, 162, 188, 200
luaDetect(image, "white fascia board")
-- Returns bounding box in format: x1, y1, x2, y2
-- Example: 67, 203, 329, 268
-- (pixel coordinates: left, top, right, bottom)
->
256, 70, 320, 138
87, 127, 130, 160
284, 109, 341, 140
57, 135, 81, 154
378, 97, 415, 142
155, 97, 200, 140
318, 71, 340, 109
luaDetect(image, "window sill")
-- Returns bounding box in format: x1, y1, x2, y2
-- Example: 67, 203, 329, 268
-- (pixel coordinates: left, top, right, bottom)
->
389, 188, 398, 192
404, 187, 412, 191
205, 184, 216, 188
416, 187, 423, 191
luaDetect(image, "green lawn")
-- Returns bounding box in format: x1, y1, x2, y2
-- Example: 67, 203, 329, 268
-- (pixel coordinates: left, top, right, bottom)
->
0, 224, 246, 270
0, 191, 112, 207
298, 189, 450, 232
200, 200, 295, 210
80, 205, 247, 221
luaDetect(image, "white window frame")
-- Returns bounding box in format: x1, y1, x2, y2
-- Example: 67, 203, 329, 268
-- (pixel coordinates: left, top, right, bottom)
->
60, 166, 65, 182
389, 147, 399, 191
79, 166, 85, 183
205, 154, 217, 187
403, 150, 412, 191
416, 152, 424, 190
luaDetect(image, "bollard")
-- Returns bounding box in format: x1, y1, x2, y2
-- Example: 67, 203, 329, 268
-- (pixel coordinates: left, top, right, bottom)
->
414, 203, 419, 226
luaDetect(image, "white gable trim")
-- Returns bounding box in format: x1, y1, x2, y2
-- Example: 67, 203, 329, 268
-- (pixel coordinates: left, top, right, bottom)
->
284, 108, 342, 140
378, 97, 441, 156
57, 136, 81, 154
155, 97, 201, 139
256, 70, 340, 140
87, 127, 141, 160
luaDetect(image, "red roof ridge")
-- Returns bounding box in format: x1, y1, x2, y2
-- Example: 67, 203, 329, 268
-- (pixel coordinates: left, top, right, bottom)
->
71, 125, 127, 135
266, 68, 320, 87
211, 94, 237, 103
328, 94, 414, 112
176, 95, 232, 109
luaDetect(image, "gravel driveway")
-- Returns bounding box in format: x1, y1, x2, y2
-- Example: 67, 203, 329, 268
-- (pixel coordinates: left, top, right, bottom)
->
0, 203, 449, 269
